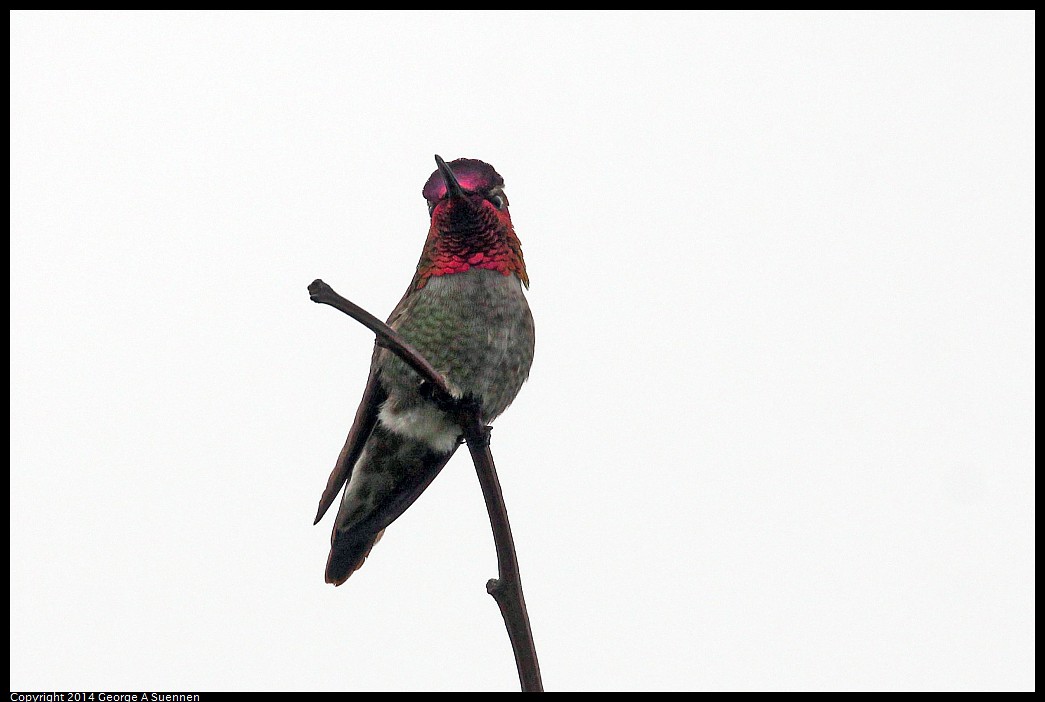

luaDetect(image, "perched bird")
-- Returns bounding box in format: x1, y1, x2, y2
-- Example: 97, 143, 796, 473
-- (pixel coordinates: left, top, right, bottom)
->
314, 155, 535, 585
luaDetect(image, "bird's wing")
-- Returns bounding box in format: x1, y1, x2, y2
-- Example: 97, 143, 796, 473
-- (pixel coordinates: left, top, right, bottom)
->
313, 278, 422, 526
313, 348, 386, 525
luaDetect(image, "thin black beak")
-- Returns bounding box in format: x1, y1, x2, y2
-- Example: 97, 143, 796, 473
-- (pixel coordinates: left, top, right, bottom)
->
434, 154, 465, 200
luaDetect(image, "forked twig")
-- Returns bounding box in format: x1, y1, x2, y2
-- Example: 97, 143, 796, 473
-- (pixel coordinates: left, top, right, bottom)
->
308, 278, 543, 692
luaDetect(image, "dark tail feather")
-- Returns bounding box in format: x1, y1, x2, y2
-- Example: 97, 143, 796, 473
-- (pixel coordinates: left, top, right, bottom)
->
323, 430, 461, 585
325, 529, 384, 585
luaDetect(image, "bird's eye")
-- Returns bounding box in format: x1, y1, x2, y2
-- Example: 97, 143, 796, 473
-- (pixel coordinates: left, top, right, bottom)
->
427, 201, 436, 216
488, 194, 505, 210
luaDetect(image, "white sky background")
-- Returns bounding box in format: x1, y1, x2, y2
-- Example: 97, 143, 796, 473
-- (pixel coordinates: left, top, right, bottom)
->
9, 11, 1034, 692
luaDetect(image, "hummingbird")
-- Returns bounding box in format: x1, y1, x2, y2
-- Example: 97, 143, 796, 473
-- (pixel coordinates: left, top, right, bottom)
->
314, 155, 535, 585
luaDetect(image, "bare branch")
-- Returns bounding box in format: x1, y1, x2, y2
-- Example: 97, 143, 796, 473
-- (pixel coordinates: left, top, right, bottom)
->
309, 278, 543, 692
464, 427, 543, 693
